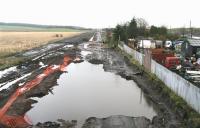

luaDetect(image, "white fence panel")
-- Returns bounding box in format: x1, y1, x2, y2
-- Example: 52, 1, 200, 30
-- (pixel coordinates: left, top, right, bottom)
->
135, 51, 143, 65
123, 44, 135, 56
152, 60, 200, 112
119, 42, 143, 65
119, 42, 200, 113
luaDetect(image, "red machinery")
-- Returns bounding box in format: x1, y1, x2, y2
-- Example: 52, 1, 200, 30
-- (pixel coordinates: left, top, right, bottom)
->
165, 57, 180, 69
151, 48, 180, 69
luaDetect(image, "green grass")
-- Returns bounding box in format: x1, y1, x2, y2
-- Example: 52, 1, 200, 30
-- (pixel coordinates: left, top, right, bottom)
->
0, 57, 26, 70
0, 24, 83, 32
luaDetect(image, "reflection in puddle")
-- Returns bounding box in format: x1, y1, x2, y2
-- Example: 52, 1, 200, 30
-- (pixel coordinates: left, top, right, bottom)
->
64, 44, 74, 48
84, 43, 89, 49
27, 61, 157, 125
81, 51, 92, 56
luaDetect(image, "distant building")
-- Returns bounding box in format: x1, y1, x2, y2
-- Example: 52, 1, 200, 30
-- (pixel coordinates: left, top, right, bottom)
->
138, 40, 155, 49
155, 40, 163, 48
181, 39, 200, 58
174, 40, 184, 54
128, 38, 136, 49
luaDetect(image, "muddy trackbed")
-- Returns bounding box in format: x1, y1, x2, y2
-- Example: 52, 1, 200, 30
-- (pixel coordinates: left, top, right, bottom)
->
0, 32, 186, 128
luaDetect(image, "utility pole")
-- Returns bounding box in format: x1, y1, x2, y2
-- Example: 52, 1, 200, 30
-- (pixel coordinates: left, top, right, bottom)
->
190, 20, 193, 38
182, 25, 185, 37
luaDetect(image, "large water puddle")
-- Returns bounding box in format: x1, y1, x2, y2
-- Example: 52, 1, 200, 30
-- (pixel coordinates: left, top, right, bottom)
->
27, 61, 157, 125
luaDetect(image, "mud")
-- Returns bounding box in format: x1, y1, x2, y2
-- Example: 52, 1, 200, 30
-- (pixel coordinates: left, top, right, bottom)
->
82, 116, 151, 128
29, 41, 183, 128
83, 43, 184, 128
0, 32, 93, 127
31, 116, 152, 128
0, 32, 185, 128
0, 32, 92, 84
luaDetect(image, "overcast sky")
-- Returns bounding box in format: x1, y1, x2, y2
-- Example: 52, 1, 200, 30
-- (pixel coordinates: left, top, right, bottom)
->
0, 0, 199, 28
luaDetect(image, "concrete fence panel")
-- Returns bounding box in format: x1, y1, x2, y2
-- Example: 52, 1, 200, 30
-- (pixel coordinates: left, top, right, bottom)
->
120, 42, 144, 65
151, 60, 200, 112
119, 42, 200, 113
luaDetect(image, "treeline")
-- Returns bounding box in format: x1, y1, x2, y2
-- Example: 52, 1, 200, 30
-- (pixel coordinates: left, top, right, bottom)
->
171, 27, 200, 37
107, 17, 180, 45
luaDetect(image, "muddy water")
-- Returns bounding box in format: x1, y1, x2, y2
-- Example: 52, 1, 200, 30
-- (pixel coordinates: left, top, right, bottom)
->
27, 61, 157, 125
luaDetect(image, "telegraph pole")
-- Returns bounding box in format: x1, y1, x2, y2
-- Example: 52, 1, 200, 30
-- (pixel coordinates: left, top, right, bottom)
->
190, 20, 193, 38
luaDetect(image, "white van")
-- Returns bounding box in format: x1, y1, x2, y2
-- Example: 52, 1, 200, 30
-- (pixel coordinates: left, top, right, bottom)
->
165, 40, 172, 48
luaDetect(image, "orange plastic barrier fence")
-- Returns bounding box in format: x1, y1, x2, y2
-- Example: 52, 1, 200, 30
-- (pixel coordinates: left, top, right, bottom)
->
0, 56, 72, 128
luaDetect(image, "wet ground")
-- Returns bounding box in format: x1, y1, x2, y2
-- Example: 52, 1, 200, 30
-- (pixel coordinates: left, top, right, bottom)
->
27, 61, 156, 126
0, 32, 184, 128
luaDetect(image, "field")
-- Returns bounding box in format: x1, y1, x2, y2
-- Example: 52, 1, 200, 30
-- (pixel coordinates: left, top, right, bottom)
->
0, 25, 83, 32
0, 32, 81, 69
0, 23, 88, 32
170, 28, 200, 36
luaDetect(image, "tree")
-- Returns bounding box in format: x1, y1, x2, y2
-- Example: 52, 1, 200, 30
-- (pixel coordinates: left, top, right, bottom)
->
127, 18, 138, 38
113, 24, 121, 41
121, 24, 128, 43
136, 18, 148, 29
149, 25, 168, 40
150, 25, 158, 36
158, 26, 167, 35
137, 18, 147, 37
111, 16, 175, 44
113, 24, 128, 43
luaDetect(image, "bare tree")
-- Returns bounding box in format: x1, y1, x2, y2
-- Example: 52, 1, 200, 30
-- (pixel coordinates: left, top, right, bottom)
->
136, 18, 149, 28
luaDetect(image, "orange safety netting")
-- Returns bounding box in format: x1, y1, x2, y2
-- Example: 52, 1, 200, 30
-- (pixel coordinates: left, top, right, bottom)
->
0, 56, 72, 128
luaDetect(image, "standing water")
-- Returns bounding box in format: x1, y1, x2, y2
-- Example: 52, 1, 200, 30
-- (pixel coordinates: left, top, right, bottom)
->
27, 61, 157, 125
